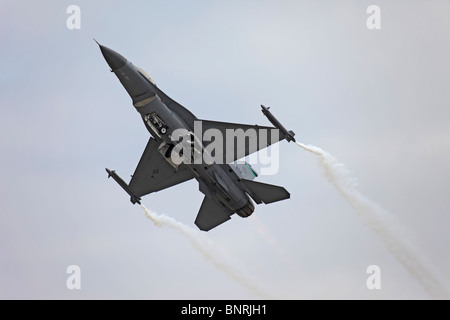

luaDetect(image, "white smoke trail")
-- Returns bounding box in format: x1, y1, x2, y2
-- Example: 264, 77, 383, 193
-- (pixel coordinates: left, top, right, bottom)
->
296, 142, 450, 299
140, 204, 272, 299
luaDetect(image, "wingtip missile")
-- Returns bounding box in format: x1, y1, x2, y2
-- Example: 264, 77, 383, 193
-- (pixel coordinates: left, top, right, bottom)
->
261, 105, 296, 142
105, 168, 141, 205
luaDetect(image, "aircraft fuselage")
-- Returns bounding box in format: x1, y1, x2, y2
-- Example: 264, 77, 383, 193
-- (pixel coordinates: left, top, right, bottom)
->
100, 44, 254, 218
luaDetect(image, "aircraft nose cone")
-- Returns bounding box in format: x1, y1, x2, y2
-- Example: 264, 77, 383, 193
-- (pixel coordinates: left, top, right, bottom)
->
98, 43, 127, 70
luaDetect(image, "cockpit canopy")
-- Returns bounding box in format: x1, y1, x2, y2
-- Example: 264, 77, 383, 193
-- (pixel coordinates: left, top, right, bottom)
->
137, 67, 156, 85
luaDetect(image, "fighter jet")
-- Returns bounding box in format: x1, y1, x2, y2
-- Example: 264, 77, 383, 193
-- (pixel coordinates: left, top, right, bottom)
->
98, 43, 296, 231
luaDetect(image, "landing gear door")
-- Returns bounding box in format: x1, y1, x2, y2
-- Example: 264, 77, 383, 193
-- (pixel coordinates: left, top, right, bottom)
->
144, 112, 168, 137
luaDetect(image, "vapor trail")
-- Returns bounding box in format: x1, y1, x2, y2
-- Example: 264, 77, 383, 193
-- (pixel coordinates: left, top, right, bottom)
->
140, 204, 271, 299
296, 142, 450, 299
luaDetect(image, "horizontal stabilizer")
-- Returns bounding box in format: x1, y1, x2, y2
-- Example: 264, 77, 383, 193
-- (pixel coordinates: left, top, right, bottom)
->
195, 196, 233, 231
241, 179, 290, 204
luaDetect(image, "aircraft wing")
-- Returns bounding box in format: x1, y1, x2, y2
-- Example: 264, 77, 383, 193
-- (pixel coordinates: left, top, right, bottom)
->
197, 120, 286, 164
129, 138, 194, 197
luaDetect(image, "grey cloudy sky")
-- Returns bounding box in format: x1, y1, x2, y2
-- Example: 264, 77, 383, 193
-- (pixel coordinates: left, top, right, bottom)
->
1, 0, 449, 299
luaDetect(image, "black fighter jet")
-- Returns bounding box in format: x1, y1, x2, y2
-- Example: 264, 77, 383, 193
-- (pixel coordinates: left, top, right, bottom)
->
98, 43, 296, 231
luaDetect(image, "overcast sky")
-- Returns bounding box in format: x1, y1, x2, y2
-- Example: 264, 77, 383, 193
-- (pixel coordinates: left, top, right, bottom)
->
1, 0, 450, 299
